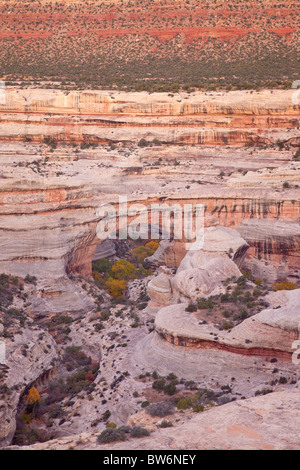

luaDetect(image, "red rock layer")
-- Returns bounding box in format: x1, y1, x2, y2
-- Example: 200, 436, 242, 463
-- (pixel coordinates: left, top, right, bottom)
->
159, 333, 293, 362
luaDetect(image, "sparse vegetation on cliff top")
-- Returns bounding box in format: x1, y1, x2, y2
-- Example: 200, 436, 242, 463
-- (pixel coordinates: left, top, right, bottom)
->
0, 0, 299, 91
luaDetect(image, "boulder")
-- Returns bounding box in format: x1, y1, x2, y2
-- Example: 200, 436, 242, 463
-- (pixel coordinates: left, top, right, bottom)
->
148, 225, 249, 304
147, 273, 172, 305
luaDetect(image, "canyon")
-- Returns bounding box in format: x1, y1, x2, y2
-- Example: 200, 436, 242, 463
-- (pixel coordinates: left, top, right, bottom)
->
1, 88, 300, 146
9, 389, 300, 450
0, 89, 299, 291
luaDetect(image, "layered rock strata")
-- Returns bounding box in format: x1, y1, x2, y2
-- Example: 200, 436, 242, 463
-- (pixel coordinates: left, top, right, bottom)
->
0, 89, 299, 146
0, 327, 58, 447
154, 289, 300, 360
0, 88, 299, 315
238, 219, 300, 285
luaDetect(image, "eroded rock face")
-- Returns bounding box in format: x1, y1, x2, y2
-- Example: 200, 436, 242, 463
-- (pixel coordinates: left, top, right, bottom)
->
145, 240, 182, 267
0, 89, 299, 146
238, 219, 300, 285
172, 257, 241, 302
154, 289, 300, 360
228, 163, 300, 189
0, 89, 299, 454
177, 224, 249, 268
93, 239, 116, 262
6, 390, 300, 450
0, 123, 299, 315
147, 273, 172, 305
2, 155, 298, 317
0, 327, 58, 447
148, 225, 249, 304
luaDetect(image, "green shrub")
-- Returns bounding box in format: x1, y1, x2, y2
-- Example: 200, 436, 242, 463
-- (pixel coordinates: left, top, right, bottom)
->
185, 303, 197, 312
101, 410, 111, 422
100, 310, 111, 321
223, 321, 234, 330
163, 382, 177, 396
65, 369, 90, 394
24, 274, 37, 285
192, 404, 204, 413
138, 139, 149, 148
279, 376, 288, 384
293, 149, 300, 161
158, 420, 173, 428
118, 426, 132, 434
52, 315, 73, 325
43, 136, 57, 149
176, 388, 217, 411
63, 346, 91, 371
255, 389, 273, 396
94, 322, 104, 332
48, 404, 64, 419
152, 379, 166, 392
222, 310, 231, 318
93, 258, 113, 274
97, 428, 126, 444
130, 426, 150, 438
197, 298, 214, 309
146, 401, 174, 417
221, 385, 232, 393
166, 373, 177, 381
106, 422, 117, 429
176, 397, 192, 410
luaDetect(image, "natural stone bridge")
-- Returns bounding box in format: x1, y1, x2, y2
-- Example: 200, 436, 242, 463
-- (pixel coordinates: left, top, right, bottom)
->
0, 87, 299, 315
1, 180, 299, 280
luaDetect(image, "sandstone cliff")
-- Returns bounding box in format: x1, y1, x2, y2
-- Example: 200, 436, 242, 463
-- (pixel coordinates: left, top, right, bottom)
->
7, 390, 300, 450
0, 89, 299, 146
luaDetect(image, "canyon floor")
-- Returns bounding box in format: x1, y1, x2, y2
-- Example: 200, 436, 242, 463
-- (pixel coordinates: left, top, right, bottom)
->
0, 88, 299, 450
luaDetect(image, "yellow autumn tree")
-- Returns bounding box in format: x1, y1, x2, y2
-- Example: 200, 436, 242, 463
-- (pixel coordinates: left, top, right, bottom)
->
26, 387, 40, 412
145, 241, 159, 253
129, 241, 159, 264
92, 270, 106, 288
105, 277, 127, 299
110, 260, 137, 281
129, 246, 149, 264
273, 281, 298, 291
